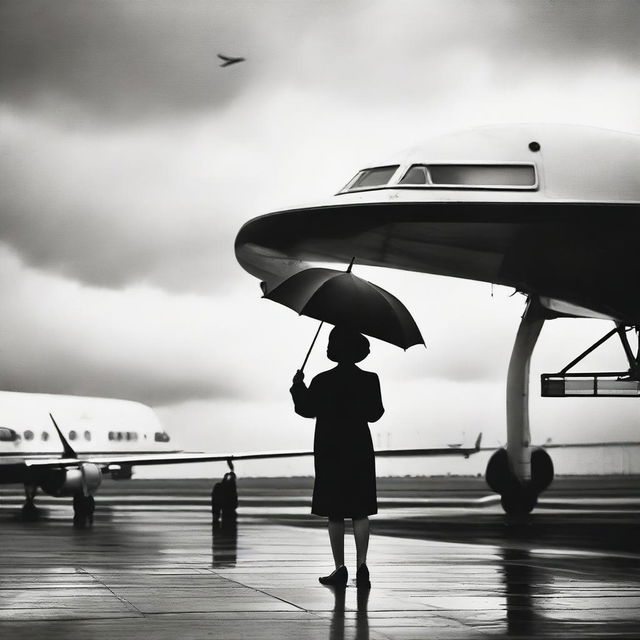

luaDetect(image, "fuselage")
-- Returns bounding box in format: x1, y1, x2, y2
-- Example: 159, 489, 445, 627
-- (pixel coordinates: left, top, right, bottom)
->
235, 124, 640, 322
0, 391, 175, 484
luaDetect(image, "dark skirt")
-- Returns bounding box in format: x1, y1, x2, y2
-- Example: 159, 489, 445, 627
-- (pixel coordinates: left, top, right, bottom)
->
311, 430, 378, 518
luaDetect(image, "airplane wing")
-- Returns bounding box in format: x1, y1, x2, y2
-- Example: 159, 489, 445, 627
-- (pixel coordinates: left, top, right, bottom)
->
24, 450, 314, 469
23, 434, 482, 469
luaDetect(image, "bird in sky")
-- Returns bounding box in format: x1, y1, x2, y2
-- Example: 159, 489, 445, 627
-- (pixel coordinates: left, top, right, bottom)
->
218, 54, 246, 67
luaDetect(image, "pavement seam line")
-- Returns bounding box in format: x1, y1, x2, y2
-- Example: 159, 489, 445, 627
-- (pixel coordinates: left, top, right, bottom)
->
76, 567, 145, 617
207, 570, 310, 613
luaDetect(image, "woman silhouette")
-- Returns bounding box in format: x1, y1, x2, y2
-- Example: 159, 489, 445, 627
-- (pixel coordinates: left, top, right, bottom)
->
290, 326, 384, 588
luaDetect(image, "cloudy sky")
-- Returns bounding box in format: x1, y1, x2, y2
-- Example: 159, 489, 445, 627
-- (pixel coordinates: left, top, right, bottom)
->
1, 0, 639, 476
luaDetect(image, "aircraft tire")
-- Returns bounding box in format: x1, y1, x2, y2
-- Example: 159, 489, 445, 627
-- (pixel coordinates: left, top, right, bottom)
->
21, 501, 39, 521
485, 449, 518, 495
486, 448, 551, 515
530, 447, 554, 494
500, 488, 538, 516
72, 493, 93, 528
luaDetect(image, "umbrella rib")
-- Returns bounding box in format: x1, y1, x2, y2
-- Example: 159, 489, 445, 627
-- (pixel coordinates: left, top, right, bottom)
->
364, 281, 425, 346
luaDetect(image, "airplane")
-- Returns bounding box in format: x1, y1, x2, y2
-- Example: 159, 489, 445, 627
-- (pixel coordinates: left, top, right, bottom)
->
218, 53, 245, 67
234, 123, 640, 515
0, 390, 481, 524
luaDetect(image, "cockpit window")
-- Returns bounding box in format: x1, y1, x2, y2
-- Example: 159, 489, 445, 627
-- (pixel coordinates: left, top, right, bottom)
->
399, 164, 536, 189
399, 165, 428, 185
340, 162, 537, 194
342, 165, 399, 191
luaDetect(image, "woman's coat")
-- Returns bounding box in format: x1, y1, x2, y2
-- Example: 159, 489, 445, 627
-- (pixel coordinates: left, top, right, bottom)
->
290, 364, 384, 517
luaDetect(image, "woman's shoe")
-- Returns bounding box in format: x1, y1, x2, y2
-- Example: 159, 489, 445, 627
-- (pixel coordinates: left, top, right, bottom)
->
319, 565, 348, 586
356, 563, 371, 589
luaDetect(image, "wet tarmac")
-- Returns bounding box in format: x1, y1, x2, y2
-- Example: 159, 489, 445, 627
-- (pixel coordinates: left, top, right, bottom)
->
1, 476, 639, 639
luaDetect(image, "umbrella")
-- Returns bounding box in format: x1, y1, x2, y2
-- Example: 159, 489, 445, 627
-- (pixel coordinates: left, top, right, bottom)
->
263, 260, 424, 371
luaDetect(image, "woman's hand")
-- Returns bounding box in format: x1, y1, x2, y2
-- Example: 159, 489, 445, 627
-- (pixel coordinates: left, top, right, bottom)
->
292, 370, 305, 385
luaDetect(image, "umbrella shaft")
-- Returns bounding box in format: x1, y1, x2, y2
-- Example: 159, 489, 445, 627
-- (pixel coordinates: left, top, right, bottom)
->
300, 321, 324, 373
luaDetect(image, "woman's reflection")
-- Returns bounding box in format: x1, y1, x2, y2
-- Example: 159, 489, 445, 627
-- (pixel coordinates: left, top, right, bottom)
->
328, 586, 346, 640
327, 585, 370, 640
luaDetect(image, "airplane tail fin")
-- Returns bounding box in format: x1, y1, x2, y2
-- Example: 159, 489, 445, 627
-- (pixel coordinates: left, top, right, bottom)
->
49, 413, 78, 459
474, 432, 483, 450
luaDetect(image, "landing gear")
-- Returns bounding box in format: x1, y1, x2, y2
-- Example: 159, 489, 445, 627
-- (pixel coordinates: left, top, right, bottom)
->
486, 447, 554, 515
485, 297, 555, 514
487, 296, 640, 513
22, 484, 39, 521
73, 493, 95, 528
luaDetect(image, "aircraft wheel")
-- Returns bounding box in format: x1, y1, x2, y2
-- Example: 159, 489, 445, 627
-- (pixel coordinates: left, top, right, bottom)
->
486, 448, 544, 515
72, 494, 92, 528
530, 447, 554, 494
500, 489, 538, 516
22, 501, 39, 521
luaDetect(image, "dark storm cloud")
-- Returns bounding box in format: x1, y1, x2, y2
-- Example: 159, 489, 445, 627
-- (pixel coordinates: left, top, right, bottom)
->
2, 1, 638, 125
0, 247, 253, 406
0, 114, 250, 292
0, 0, 637, 294
282, 1, 640, 109
0, 356, 230, 407
0, 0, 256, 123
0, 0, 347, 125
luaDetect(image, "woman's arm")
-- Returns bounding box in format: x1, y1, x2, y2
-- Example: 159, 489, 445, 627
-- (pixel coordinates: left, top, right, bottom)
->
290, 370, 318, 418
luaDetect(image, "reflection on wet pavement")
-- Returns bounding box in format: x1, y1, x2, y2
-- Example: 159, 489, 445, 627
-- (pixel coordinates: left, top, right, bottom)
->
0, 479, 638, 638
212, 515, 238, 567
326, 586, 370, 640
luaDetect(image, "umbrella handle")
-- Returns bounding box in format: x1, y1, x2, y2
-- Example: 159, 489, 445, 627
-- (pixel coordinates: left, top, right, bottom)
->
300, 321, 324, 373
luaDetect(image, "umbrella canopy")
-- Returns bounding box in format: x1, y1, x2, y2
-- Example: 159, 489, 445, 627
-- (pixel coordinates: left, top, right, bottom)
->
264, 266, 425, 350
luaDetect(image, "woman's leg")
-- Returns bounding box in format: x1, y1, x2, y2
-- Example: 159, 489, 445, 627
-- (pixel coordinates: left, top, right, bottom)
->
353, 517, 370, 567
328, 518, 345, 568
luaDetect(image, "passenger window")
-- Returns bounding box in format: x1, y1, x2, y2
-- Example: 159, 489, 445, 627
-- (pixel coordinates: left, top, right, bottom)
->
84, 430, 91, 441
24, 430, 34, 441
68, 430, 77, 441
41, 431, 50, 441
